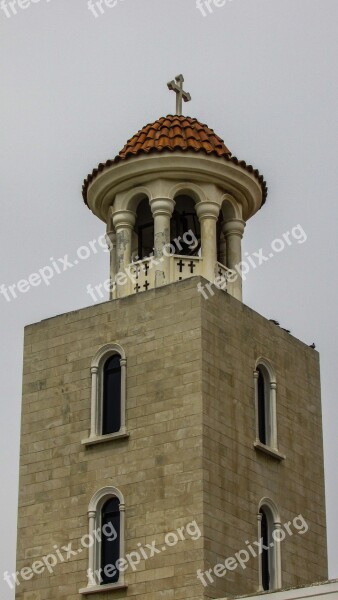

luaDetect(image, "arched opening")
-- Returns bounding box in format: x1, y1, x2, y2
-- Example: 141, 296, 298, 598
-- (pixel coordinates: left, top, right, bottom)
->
100, 496, 121, 585
255, 361, 277, 449
258, 500, 282, 591
102, 354, 122, 435
218, 196, 242, 270
171, 195, 200, 256
257, 367, 267, 445
135, 197, 153, 259
260, 507, 270, 590
83, 486, 125, 591
216, 210, 224, 263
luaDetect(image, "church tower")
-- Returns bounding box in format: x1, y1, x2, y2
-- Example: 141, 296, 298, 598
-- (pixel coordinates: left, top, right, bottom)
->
14, 76, 327, 600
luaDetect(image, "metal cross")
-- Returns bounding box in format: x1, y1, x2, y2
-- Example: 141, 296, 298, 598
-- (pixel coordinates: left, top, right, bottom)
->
167, 74, 191, 116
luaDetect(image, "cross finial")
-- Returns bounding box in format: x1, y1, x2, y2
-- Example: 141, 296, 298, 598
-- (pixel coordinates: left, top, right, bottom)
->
167, 74, 191, 116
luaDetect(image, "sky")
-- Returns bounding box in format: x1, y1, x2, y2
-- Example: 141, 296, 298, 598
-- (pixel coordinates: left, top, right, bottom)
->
0, 0, 337, 597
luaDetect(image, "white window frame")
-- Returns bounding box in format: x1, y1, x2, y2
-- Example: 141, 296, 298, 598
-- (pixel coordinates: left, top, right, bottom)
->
79, 486, 127, 595
257, 497, 282, 592
82, 343, 129, 447
253, 358, 285, 460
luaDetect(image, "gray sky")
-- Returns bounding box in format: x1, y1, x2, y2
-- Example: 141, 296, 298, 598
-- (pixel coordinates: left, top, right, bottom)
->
0, 0, 337, 597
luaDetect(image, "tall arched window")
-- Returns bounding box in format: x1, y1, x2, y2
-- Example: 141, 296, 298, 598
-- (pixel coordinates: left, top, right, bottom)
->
257, 366, 269, 445
101, 496, 121, 584
254, 359, 279, 453
102, 354, 121, 435
80, 487, 126, 594
258, 499, 282, 592
82, 344, 128, 446
260, 507, 270, 590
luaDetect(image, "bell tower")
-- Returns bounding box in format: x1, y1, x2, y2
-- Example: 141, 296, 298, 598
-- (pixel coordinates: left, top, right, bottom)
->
14, 77, 327, 600
83, 75, 267, 303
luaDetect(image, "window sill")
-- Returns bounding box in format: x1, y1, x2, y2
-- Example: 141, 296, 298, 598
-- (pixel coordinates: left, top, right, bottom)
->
79, 583, 128, 595
82, 430, 130, 447
254, 441, 286, 461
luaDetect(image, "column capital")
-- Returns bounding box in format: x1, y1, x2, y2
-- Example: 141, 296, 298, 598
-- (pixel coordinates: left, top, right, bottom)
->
195, 201, 220, 221
112, 210, 136, 230
223, 218, 246, 237
149, 197, 175, 217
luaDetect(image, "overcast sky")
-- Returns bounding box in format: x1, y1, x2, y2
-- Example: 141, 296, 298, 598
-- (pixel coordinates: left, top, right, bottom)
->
1, 0, 337, 597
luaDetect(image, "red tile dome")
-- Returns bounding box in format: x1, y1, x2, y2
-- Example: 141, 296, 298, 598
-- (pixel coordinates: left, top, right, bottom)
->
117, 115, 231, 160
82, 115, 267, 205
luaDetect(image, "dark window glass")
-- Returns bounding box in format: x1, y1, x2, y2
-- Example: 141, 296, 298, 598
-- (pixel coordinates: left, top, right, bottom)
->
138, 222, 154, 259
102, 355, 121, 435
260, 509, 270, 591
257, 368, 266, 445
101, 497, 120, 585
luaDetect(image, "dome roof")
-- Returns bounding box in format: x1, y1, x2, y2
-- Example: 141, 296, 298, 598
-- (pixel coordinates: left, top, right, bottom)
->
117, 115, 231, 159
82, 115, 267, 204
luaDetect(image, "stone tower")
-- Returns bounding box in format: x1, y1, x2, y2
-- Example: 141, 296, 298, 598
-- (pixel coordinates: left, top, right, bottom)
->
14, 78, 327, 600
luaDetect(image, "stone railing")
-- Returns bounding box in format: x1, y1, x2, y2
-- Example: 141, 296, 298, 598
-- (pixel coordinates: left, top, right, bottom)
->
170, 255, 202, 282
125, 255, 202, 295
214, 261, 236, 295
124, 256, 234, 296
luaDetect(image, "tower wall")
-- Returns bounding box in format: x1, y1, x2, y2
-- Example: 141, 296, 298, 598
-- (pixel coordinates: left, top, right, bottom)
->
15, 277, 328, 600
16, 280, 205, 600
200, 288, 328, 598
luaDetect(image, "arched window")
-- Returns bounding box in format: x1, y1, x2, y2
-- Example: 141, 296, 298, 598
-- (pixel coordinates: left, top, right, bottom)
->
101, 496, 121, 584
254, 359, 278, 451
102, 354, 121, 435
258, 499, 282, 592
170, 195, 201, 256
257, 366, 268, 445
82, 344, 128, 446
260, 507, 270, 590
80, 487, 126, 594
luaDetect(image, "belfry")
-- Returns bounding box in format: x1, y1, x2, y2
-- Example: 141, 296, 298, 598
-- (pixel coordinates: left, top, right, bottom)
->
15, 76, 332, 600
83, 74, 267, 303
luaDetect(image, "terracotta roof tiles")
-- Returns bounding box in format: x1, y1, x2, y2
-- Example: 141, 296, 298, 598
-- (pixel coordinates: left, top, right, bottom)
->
82, 115, 267, 205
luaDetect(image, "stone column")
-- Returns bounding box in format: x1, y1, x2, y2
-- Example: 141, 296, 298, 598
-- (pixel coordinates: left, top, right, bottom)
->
150, 198, 175, 287
273, 521, 283, 590
223, 218, 245, 301
270, 382, 278, 450
119, 502, 126, 585
90, 366, 99, 439
253, 370, 260, 444
219, 230, 227, 267
120, 358, 127, 433
106, 228, 117, 300
87, 510, 97, 586
257, 512, 263, 592
196, 201, 220, 283
112, 210, 136, 298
